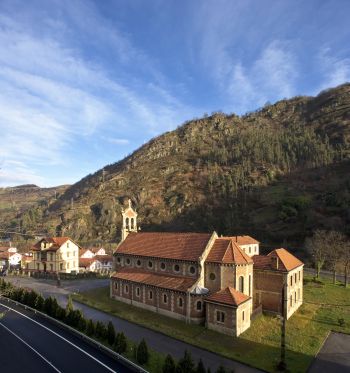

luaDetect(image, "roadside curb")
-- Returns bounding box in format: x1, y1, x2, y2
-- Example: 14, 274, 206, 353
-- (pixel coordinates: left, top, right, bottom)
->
0, 296, 148, 373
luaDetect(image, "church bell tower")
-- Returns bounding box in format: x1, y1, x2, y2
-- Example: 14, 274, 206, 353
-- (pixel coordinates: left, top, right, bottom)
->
121, 199, 138, 241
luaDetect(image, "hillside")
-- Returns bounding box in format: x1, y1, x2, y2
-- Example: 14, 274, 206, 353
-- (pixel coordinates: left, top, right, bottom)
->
2, 83, 350, 251
0, 184, 69, 237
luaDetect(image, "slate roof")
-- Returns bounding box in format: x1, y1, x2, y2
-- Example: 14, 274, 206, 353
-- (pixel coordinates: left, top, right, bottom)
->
115, 232, 213, 261
111, 267, 196, 292
206, 238, 253, 264
205, 287, 250, 307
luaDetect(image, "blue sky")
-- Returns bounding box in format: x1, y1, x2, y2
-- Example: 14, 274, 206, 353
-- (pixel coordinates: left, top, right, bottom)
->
0, 0, 349, 187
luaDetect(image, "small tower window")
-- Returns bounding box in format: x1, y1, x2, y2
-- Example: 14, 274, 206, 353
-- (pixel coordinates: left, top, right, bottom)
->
131, 218, 134, 229
136, 287, 140, 297
209, 273, 216, 281
125, 217, 129, 228
178, 297, 183, 308
163, 293, 168, 304
238, 276, 244, 293
196, 301, 202, 311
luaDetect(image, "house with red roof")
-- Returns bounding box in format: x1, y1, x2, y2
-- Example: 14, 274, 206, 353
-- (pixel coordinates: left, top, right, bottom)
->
29, 237, 80, 273
111, 201, 304, 337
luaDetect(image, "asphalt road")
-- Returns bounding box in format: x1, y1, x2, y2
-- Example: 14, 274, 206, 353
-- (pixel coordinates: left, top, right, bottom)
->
308, 332, 350, 373
0, 299, 132, 373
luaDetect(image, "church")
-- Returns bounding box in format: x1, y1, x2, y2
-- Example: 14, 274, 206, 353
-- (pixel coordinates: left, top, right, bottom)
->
110, 200, 304, 336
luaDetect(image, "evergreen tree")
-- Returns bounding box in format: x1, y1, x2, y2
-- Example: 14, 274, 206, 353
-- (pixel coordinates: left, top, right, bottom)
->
86, 319, 95, 337
107, 321, 116, 346
114, 332, 127, 354
136, 338, 149, 365
35, 294, 45, 311
196, 359, 206, 373
162, 354, 176, 373
176, 350, 194, 373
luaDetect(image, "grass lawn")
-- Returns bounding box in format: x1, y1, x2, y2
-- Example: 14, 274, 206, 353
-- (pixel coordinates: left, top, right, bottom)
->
72, 275, 350, 373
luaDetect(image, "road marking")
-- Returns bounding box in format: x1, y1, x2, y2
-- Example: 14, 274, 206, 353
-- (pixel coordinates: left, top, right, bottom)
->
0, 301, 117, 373
0, 320, 62, 373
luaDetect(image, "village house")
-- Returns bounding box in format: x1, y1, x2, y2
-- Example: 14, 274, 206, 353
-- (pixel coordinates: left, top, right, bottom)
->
110, 201, 304, 337
0, 246, 22, 270
79, 247, 113, 272
29, 237, 80, 274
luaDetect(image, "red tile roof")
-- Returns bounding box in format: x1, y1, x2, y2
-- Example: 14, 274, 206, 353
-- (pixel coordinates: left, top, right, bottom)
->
111, 267, 196, 292
79, 258, 96, 268
32, 237, 71, 251
228, 236, 259, 245
253, 248, 303, 272
205, 287, 250, 307
95, 255, 113, 262
206, 239, 253, 264
115, 232, 213, 261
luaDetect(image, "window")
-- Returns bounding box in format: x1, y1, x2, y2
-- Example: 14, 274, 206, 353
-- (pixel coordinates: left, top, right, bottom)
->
126, 217, 129, 228
60, 263, 63, 270
298, 271, 301, 281
67, 242, 69, 248
216, 311, 225, 323
37, 263, 40, 270
117, 257, 121, 264
136, 259, 141, 267
160, 262, 166, 270
136, 287, 140, 297
294, 291, 297, 303
67, 252, 70, 258
114, 282, 118, 290
50, 264, 53, 271
124, 284, 129, 294
126, 258, 131, 265
189, 266, 196, 275
209, 273, 216, 281
238, 276, 244, 293
290, 295, 292, 307
294, 273, 297, 283
131, 218, 134, 229
178, 297, 183, 308
148, 261, 153, 269
290, 276, 293, 286
249, 274, 252, 296
174, 264, 180, 273
163, 294, 168, 304
149, 290, 153, 300
298, 288, 300, 300
196, 301, 202, 311
249, 246, 251, 254
242, 311, 245, 321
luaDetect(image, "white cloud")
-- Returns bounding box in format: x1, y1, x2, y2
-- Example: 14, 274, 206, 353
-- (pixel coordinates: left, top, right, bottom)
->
318, 47, 350, 90
0, 2, 201, 187
103, 137, 130, 145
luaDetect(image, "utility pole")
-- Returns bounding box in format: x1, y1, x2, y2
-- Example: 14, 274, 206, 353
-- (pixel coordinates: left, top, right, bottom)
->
279, 277, 287, 371
70, 198, 74, 210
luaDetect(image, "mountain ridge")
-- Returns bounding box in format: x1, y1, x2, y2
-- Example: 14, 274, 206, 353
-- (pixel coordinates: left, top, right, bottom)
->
1, 83, 350, 252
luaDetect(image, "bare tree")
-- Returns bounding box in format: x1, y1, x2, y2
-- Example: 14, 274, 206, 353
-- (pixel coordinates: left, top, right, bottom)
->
305, 230, 328, 279
340, 239, 350, 288
327, 231, 346, 284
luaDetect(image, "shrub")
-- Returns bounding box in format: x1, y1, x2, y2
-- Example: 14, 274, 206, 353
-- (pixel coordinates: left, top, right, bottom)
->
163, 354, 176, 373
136, 338, 149, 365
35, 294, 45, 311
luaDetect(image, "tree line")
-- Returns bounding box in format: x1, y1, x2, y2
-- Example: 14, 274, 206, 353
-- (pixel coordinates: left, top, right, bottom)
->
305, 230, 350, 285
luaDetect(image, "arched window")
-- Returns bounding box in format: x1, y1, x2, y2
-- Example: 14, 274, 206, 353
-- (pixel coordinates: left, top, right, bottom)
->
174, 264, 180, 273
196, 301, 202, 311
178, 297, 183, 308
131, 218, 134, 229
125, 217, 129, 228
163, 294, 168, 304
238, 276, 244, 293
249, 275, 252, 296
149, 290, 153, 300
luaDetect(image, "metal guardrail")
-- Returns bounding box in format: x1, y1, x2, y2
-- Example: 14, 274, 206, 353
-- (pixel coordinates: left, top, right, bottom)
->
0, 295, 148, 373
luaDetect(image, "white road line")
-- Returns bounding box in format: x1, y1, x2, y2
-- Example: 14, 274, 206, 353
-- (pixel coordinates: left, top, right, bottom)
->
0, 320, 62, 373
0, 302, 117, 373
